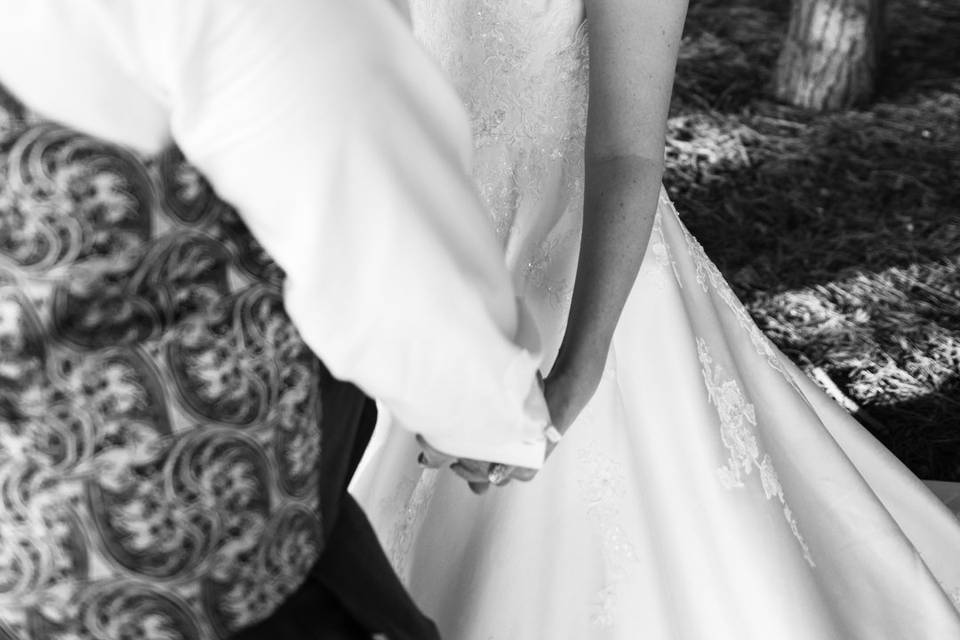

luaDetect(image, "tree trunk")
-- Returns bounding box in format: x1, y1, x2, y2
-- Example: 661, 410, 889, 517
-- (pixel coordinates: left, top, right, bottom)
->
774, 0, 884, 111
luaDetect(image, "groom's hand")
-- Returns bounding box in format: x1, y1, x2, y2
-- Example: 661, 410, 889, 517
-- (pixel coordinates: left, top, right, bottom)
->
415, 435, 493, 494
416, 435, 537, 494
415, 434, 458, 469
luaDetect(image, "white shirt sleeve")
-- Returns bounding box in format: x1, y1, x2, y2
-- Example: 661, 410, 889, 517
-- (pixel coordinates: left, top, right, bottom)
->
0, 0, 549, 468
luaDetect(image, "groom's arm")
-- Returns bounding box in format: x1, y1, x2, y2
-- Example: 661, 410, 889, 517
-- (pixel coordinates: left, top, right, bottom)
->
0, 0, 549, 468
167, 0, 551, 469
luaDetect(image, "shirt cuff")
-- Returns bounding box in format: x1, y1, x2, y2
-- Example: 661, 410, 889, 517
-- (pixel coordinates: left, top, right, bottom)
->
425, 432, 547, 470
423, 347, 551, 470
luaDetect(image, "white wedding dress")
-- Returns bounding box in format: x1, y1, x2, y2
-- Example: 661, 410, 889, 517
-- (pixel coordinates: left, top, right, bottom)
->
350, 1, 960, 637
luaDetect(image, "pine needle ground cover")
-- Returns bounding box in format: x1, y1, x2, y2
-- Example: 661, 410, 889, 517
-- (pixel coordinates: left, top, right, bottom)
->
669, 0, 960, 480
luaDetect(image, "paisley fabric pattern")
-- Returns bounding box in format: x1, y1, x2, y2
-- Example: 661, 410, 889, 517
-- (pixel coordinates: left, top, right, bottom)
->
0, 86, 325, 639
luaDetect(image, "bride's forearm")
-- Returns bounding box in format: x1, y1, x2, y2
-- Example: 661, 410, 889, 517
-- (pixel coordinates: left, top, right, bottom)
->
545, 0, 684, 432
550, 153, 662, 381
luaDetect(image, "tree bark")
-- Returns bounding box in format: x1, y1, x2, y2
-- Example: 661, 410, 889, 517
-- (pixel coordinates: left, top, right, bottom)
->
774, 0, 884, 111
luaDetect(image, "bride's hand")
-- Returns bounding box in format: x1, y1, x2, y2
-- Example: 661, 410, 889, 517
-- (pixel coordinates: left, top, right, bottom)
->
416, 435, 538, 494
541, 358, 604, 457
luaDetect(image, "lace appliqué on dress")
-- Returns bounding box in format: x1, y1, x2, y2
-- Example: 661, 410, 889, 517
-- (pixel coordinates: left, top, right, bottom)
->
648, 206, 682, 290
576, 445, 641, 628
523, 229, 578, 309
381, 469, 439, 579
658, 194, 803, 394
697, 338, 816, 567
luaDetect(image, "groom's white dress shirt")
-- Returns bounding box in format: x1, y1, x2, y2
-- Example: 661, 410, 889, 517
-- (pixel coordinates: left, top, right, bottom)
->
0, 0, 549, 468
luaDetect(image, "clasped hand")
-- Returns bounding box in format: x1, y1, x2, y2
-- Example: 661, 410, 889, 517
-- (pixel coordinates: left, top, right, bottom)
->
416, 435, 537, 495
415, 362, 605, 493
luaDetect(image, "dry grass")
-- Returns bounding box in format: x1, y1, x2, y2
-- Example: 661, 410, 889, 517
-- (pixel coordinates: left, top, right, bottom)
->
668, 0, 960, 480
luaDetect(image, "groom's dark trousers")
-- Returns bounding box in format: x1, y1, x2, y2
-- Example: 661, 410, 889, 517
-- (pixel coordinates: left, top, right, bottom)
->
231, 386, 442, 640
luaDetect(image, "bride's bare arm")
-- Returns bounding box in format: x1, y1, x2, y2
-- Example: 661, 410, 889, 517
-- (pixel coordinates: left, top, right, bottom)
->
545, 0, 689, 435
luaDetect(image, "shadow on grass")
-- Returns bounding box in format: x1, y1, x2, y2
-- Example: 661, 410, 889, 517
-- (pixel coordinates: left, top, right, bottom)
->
881, 1, 960, 101
665, 94, 960, 294
746, 261, 960, 482
867, 385, 960, 481
674, 0, 786, 114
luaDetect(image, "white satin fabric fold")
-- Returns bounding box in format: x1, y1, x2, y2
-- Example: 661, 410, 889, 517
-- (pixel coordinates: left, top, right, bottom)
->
351, 1, 960, 637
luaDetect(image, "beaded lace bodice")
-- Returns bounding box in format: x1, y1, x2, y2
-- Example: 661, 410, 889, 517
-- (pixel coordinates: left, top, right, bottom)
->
410, 0, 589, 350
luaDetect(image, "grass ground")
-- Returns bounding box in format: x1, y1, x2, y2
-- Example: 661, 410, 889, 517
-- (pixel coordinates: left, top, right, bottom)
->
669, 0, 960, 480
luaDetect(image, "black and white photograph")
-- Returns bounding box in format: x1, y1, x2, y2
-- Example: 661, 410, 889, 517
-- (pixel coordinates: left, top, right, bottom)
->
0, 0, 958, 638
